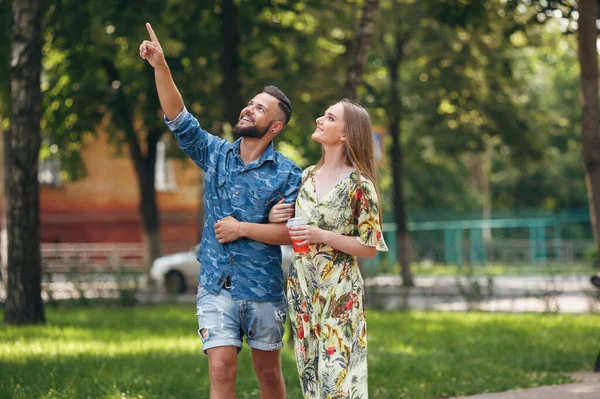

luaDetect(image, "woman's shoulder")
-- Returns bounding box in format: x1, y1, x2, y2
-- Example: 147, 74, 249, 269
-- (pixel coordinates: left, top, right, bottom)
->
351, 172, 376, 190
302, 165, 317, 178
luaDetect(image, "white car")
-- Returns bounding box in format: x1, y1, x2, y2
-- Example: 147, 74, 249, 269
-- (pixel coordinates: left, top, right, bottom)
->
150, 245, 294, 294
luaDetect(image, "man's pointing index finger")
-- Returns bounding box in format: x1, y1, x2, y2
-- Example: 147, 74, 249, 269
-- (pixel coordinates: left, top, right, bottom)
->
146, 22, 159, 43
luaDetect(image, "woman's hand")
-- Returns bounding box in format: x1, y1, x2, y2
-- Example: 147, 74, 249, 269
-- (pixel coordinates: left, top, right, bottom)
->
288, 225, 327, 246
269, 198, 295, 223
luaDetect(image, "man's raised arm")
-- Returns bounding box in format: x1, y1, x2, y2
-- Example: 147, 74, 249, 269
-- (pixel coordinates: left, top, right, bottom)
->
139, 22, 184, 121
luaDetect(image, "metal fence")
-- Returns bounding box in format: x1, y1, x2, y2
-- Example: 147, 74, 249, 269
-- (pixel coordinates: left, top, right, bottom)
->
39, 242, 194, 273
402, 238, 594, 265
20, 243, 191, 301
371, 208, 596, 267
41, 243, 147, 273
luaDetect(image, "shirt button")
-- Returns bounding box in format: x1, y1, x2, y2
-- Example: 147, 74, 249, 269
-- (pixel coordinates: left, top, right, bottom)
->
234, 191, 238, 195
230, 257, 235, 262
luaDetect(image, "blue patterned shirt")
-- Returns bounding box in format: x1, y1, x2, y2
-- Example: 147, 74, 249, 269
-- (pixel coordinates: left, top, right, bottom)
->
165, 108, 302, 302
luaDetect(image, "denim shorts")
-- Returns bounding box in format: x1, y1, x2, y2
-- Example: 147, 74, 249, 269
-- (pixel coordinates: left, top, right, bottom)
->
195, 285, 287, 354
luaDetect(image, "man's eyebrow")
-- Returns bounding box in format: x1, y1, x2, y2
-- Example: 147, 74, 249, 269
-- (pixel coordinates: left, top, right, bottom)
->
256, 102, 269, 112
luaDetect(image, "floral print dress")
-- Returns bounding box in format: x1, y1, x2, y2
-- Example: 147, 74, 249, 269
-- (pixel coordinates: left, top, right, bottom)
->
287, 166, 388, 399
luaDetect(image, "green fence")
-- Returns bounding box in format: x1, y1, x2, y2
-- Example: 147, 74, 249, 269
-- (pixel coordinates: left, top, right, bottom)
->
370, 208, 594, 267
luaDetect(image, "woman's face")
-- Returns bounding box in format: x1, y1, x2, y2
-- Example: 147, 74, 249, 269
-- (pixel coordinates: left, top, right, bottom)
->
312, 102, 345, 145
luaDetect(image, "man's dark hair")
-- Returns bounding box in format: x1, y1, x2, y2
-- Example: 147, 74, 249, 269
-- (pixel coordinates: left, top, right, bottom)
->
263, 85, 292, 126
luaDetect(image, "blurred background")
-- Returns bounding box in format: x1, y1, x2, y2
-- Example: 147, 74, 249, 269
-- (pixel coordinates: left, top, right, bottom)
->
1, 0, 598, 299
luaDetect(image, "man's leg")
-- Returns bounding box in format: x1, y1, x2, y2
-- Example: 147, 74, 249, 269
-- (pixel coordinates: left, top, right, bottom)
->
197, 286, 243, 398
251, 348, 286, 399
207, 346, 239, 399
243, 297, 287, 398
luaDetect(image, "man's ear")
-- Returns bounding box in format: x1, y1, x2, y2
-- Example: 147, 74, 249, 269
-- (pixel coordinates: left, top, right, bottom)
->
270, 120, 284, 135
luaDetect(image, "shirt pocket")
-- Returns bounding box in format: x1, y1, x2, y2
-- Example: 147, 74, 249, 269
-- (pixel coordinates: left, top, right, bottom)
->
251, 188, 279, 221
215, 174, 230, 202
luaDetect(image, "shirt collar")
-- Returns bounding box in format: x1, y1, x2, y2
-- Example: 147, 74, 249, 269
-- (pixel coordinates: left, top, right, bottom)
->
232, 139, 277, 167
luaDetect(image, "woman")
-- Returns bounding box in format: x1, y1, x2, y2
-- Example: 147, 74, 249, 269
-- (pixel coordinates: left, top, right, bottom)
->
270, 99, 388, 398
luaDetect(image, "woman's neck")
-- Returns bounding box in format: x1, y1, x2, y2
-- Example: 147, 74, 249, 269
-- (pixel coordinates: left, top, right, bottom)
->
321, 145, 352, 172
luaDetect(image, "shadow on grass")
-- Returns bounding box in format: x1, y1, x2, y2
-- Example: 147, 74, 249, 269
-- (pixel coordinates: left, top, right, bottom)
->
1, 307, 598, 399
0, 305, 197, 342
1, 346, 304, 399
367, 311, 598, 398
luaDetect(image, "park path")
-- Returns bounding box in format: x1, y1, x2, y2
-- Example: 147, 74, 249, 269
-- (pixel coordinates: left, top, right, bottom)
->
365, 274, 599, 313
450, 372, 600, 399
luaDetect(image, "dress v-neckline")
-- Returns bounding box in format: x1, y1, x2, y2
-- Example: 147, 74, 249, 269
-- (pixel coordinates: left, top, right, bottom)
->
311, 170, 355, 205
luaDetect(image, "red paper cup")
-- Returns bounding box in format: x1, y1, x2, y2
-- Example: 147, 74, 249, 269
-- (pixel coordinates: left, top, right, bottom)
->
286, 217, 309, 254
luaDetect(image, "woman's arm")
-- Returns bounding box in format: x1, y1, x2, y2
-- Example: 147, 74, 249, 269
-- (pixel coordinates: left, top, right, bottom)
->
288, 225, 377, 258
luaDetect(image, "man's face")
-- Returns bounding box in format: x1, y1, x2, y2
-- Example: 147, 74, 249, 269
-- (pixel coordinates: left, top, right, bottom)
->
233, 93, 280, 139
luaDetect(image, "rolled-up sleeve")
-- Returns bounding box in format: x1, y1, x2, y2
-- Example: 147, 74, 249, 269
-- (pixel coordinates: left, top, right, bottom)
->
164, 108, 224, 171
164, 107, 189, 130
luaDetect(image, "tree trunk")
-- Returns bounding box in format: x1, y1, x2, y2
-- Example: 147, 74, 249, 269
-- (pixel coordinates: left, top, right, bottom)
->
578, 0, 600, 266
5, 0, 45, 324
220, 0, 244, 127
343, 0, 380, 99
387, 33, 413, 287
102, 60, 163, 269
1, 125, 7, 284
139, 132, 161, 266
468, 152, 492, 240
389, 102, 413, 287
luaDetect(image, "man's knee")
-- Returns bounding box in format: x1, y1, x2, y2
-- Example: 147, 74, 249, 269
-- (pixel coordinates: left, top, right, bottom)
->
255, 364, 283, 385
209, 360, 237, 385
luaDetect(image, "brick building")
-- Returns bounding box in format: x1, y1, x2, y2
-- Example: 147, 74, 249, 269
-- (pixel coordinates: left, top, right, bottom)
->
0, 129, 202, 253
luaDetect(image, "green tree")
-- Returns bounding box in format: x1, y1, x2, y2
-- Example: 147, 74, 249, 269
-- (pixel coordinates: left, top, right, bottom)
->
578, 0, 600, 261
490, 22, 585, 211
508, 0, 600, 260
0, 0, 9, 120
4, 0, 45, 325
378, 0, 415, 286
0, 0, 10, 282
42, 0, 226, 266
363, 0, 544, 275
343, 0, 380, 99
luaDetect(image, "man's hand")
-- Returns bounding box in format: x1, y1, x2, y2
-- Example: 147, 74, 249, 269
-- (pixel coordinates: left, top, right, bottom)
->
214, 216, 242, 244
139, 23, 166, 69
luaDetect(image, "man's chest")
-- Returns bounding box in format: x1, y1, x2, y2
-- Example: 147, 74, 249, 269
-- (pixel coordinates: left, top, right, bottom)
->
207, 161, 285, 220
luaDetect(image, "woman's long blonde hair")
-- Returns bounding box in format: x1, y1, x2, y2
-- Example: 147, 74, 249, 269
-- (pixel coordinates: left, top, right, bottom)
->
310, 99, 383, 225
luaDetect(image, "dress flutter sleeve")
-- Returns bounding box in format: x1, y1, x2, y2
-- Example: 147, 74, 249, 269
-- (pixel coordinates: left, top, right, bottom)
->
353, 178, 388, 251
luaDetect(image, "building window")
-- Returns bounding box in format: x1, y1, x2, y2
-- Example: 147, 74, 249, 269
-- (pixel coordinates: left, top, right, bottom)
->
38, 156, 62, 187
155, 139, 177, 191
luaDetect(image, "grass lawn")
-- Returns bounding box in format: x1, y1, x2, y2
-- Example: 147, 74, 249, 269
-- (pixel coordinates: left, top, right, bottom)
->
0, 305, 598, 398
409, 263, 597, 277
361, 258, 599, 278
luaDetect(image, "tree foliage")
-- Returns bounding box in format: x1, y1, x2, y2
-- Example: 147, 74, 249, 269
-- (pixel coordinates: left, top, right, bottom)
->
0, 0, 590, 219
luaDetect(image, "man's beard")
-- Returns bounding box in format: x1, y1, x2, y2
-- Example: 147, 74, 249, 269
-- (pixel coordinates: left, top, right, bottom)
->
232, 122, 270, 139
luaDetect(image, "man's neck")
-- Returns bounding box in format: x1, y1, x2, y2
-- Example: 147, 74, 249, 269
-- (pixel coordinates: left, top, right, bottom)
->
239, 137, 271, 166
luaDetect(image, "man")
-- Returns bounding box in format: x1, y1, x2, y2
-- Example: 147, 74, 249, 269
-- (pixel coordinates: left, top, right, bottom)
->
139, 23, 301, 398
